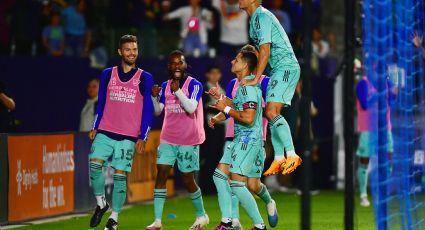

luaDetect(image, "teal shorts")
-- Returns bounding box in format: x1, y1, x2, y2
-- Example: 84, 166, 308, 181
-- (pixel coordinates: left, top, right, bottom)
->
219, 141, 233, 165
266, 66, 300, 105
229, 142, 265, 178
90, 133, 135, 172
157, 143, 200, 173
356, 131, 394, 158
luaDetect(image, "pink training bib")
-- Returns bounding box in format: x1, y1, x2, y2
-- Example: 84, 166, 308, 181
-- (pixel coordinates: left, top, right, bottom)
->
160, 76, 206, 146
356, 76, 392, 132
225, 76, 268, 141
99, 66, 144, 138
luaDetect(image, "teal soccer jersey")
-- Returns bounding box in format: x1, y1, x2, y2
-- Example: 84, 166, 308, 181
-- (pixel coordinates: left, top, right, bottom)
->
232, 75, 264, 146
249, 6, 299, 72
229, 75, 265, 177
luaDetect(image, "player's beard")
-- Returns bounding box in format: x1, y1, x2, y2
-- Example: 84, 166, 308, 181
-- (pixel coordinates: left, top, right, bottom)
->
123, 55, 137, 66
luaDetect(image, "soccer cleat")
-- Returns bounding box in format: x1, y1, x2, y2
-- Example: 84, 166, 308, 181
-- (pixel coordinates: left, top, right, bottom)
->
281, 155, 302, 175
250, 225, 267, 230
214, 221, 233, 230
266, 200, 278, 228
90, 202, 110, 227
263, 158, 286, 176
104, 218, 118, 230
189, 214, 209, 230
360, 194, 370, 207
232, 219, 243, 230
145, 220, 163, 230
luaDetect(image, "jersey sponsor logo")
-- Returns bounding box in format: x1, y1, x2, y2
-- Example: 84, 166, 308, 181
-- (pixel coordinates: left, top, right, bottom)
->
108, 85, 137, 103
243, 101, 258, 110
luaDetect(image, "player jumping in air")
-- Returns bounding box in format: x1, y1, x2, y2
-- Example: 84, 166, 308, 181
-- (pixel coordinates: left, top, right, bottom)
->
88, 35, 154, 230
146, 50, 208, 230
210, 49, 268, 230
239, 0, 302, 176
208, 45, 278, 230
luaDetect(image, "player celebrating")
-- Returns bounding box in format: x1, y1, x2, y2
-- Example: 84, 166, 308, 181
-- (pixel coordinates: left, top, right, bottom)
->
146, 50, 208, 230
239, 0, 302, 175
208, 45, 278, 230
210, 50, 268, 230
88, 35, 154, 230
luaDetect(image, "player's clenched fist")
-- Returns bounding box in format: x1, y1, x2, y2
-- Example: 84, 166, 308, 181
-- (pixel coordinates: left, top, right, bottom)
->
171, 79, 179, 92
152, 84, 162, 97
89, 129, 97, 140
208, 117, 218, 129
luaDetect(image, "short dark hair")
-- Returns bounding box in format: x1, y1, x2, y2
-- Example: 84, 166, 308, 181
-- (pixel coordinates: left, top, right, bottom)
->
119, 35, 138, 48
239, 50, 258, 73
240, 44, 257, 53
169, 50, 185, 58
207, 65, 221, 73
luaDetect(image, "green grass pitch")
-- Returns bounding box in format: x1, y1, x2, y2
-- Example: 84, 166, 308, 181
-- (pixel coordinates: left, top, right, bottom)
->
15, 191, 375, 230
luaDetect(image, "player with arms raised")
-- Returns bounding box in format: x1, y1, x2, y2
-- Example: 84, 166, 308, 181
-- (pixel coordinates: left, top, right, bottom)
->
239, 0, 301, 175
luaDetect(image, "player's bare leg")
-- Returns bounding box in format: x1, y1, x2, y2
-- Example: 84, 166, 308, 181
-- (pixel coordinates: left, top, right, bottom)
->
264, 102, 302, 176
182, 172, 209, 230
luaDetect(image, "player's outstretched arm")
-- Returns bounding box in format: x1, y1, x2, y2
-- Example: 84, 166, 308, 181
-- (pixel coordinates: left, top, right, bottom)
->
208, 112, 226, 129
242, 44, 271, 86
209, 99, 256, 125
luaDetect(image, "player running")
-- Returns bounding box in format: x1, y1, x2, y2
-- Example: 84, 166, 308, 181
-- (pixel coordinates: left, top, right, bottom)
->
208, 45, 278, 230
88, 35, 154, 230
210, 50, 268, 230
146, 50, 208, 230
239, 0, 302, 176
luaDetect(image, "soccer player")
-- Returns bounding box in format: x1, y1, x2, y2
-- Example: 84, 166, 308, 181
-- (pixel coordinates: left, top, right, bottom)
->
88, 35, 154, 230
146, 50, 208, 230
239, 0, 302, 175
208, 45, 278, 230
210, 50, 268, 230
356, 75, 396, 207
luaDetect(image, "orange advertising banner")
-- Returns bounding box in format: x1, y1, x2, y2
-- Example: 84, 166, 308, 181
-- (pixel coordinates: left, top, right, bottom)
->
8, 134, 74, 222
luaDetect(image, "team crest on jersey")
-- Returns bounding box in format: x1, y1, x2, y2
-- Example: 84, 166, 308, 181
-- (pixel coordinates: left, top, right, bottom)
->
133, 79, 140, 86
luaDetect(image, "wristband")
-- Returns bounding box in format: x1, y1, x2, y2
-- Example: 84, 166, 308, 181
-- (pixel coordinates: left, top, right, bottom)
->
223, 106, 231, 114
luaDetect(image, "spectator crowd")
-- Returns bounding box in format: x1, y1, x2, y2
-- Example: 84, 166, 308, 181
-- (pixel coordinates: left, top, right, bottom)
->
0, 0, 337, 60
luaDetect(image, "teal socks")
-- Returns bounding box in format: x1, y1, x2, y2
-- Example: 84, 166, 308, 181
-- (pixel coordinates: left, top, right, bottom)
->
256, 183, 272, 204
213, 169, 232, 219
154, 189, 167, 220
358, 164, 368, 195
230, 180, 264, 225
189, 188, 206, 217
90, 162, 105, 196
112, 173, 127, 213
231, 194, 240, 219
270, 115, 295, 158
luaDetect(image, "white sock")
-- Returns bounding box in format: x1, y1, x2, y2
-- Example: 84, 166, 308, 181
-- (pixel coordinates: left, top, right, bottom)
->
154, 219, 162, 225
232, 218, 241, 226
254, 223, 266, 229
286, 150, 297, 157
110, 211, 119, 222
274, 155, 285, 161
221, 217, 232, 224
96, 195, 106, 208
